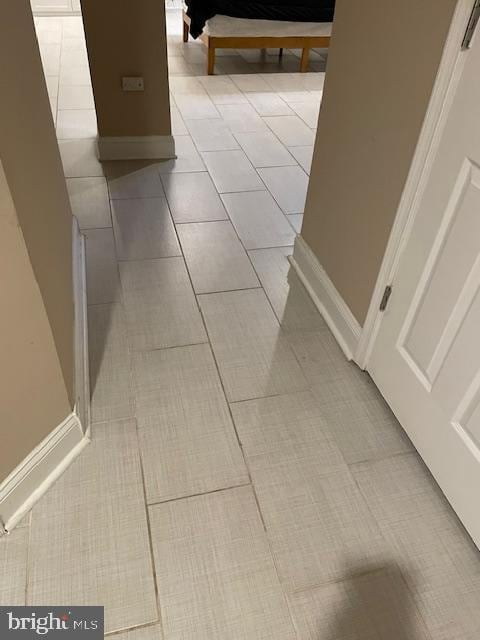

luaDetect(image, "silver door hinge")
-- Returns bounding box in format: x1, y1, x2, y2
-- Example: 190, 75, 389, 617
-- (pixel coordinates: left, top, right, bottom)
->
379, 285, 392, 312
462, 0, 480, 49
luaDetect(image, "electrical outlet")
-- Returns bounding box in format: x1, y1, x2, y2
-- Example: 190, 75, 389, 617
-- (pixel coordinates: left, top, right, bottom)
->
122, 77, 144, 92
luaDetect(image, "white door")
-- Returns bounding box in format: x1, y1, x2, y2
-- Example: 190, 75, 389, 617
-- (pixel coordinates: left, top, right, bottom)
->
368, 7, 480, 546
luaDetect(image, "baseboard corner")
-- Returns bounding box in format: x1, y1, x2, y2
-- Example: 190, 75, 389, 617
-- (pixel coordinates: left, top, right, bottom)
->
290, 235, 362, 360
0, 411, 89, 535
97, 134, 176, 161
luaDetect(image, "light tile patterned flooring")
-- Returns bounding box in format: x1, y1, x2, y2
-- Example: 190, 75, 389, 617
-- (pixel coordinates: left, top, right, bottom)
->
1, 11, 480, 639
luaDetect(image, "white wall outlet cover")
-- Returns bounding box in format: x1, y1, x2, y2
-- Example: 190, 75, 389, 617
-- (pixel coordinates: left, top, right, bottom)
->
122, 77, 145, 91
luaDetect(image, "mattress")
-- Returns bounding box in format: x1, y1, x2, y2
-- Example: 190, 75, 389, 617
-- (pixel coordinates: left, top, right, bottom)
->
204, 15, 332, 38
184, 0, 335, 39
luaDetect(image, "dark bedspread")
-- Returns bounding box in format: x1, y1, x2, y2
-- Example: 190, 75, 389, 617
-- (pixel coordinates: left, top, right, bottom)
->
185, 0, 336, 39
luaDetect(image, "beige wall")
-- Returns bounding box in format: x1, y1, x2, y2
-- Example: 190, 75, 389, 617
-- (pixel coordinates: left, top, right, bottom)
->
81, 0, 171, 137
302, 0, 457, 324
1, 0, 75, 400
0, 162, 72, 480
0, 1, 75, 480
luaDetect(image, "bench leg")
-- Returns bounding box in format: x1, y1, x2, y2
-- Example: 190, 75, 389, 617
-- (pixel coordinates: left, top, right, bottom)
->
208, 45, 215, 75
300, 48, 310, 72
183, 18, 189, 43
279, 47, 284, 58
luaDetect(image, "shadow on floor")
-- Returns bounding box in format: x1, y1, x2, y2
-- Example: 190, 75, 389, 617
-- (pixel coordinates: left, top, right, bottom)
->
315, 561, 428, 640
87, 159, 164, 396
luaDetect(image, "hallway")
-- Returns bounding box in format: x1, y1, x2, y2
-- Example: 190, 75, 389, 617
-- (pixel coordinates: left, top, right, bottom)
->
2, 11, 480, 640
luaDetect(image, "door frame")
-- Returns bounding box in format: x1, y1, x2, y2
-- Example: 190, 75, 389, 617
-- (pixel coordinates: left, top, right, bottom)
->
355, 0, 476, 369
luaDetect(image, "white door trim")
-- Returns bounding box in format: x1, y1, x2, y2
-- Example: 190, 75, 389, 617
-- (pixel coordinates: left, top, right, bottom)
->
355, 0, 475, 369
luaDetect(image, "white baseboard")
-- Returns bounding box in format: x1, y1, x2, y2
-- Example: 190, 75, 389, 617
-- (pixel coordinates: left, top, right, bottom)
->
31, 11, 82, 16
0, 412, 89, 534
290, 236, 362, 360
97, 135, 176, 161
0, 219, 91, 534
72, 217, 90, 436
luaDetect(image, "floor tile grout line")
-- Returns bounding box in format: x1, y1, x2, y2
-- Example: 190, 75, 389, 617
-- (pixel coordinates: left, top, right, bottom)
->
216, 186, 265, 196
180, 100, 305, 183
117, 252, 183, 264
199, 147, 297, 253
230, 127, 299, 169
260, 114, 313, 164
77, 225, 112, 232
228, 238, 323, 352
165, 137, 300, 300
128, 340, 210, 357
23, 500, 33, 607
165, 217, 272, 541
131, 418, 165, 634
191, 223, 400, 634
87, 300, 123, 309
168, 146, 263, 292
228, 387, 314, 407
283, 563, 408, 598
347, 449, 418, 470
286, 215, 301, 234
192, 240, 308, 640
173, 218, 229, 225
252, 144, 309, 218
197, 146, 302, 174
147, 482, 252, 508
341, 453, 436, 636
104, 619, 162, 638
244, 89, 296, 118
252, 493, 301, 637
176, 150, 311, 373
190, 281, 286, 562
63, 173, 107, 180
108, 194, 170, 203
193, 285, 262, 295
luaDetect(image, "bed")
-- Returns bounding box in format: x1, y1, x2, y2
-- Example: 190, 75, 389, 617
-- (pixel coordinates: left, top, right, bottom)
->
182, 0, 335, 75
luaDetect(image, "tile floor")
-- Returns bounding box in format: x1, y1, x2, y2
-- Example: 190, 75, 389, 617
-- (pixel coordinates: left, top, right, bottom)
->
1, 10, 480, 640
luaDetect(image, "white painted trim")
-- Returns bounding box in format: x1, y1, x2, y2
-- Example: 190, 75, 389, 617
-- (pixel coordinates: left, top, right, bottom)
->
290, 235, 361, 360
72, 217, 90, 436
0, 219, 91, 534
97, 135, 176, 161
355, 0, 474, 370
0, 412, 89, 534
32, 10, 81, 16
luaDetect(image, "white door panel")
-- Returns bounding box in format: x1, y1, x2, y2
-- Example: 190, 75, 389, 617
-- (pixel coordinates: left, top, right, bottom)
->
369, 9, 480, 545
